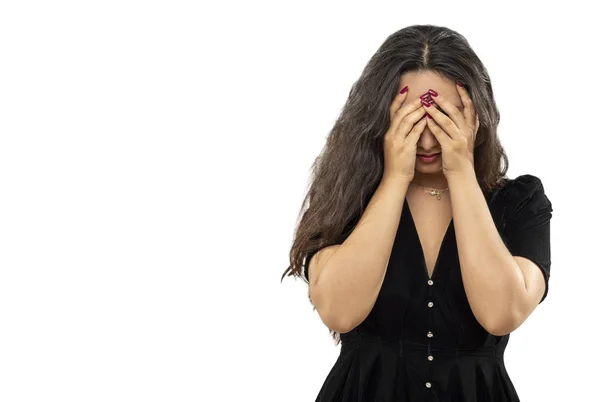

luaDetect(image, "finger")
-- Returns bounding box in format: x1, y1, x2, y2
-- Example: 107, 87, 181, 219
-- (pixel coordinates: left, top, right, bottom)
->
427, 92, 467, 134
423, 101, 461, 140
389, 86, 409, 122
394, 104, 427, 138
456, 83, 476, 129
389, 97, 426, 136
425, 113, 452, 148
406, 115, 428, 145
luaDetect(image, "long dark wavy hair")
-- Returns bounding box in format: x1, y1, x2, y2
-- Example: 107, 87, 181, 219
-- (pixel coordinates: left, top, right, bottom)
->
281, 24, 509, 343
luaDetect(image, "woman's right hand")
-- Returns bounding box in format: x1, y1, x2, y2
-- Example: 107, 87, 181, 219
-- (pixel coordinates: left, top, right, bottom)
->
382, 87, 428, 182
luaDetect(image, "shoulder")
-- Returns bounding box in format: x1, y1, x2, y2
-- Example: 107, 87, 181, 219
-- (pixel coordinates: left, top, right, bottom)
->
499, 174, 552, 221
502, 174, 545, 193
501, 174, 547, 199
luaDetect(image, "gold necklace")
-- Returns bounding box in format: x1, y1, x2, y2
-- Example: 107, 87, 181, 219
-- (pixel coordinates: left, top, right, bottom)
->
409, 182, 449, 200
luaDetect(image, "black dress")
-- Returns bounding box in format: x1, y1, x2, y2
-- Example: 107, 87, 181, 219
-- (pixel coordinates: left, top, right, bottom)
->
303, 174, 553, 402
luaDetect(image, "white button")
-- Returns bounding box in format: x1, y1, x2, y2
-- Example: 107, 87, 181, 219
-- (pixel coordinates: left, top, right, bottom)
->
428, 301, 434, 308
428, 279, 434, 286
425, 382, 432, 388
427, 331, 433, 338
428, 355, 434, 361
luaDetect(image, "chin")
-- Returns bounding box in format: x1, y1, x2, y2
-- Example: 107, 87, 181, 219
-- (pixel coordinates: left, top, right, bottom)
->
415, 162, 443, 174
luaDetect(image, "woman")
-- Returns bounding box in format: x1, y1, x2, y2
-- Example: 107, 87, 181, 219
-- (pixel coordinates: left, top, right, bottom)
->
282, 25, 553, 401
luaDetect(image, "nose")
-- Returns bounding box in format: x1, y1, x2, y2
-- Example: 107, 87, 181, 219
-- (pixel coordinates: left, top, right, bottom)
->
418, 126, 439, 149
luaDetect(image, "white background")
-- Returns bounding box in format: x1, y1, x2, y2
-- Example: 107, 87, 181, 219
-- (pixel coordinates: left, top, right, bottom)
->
0, 1, 598, 401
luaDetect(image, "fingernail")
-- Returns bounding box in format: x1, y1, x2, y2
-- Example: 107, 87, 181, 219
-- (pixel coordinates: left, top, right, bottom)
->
421, 99, 431, 107
457, 83, 464, 88
420, 93, 431, 99
428, 89, 438, 97
400, 86, 409, 94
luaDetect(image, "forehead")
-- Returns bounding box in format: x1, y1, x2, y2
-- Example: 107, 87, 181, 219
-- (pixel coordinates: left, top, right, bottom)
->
399, 70, 463, 108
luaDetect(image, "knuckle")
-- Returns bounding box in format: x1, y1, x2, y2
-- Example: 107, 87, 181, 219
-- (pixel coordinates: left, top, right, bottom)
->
456, 138, 467, 149
403, 117, 415, 126
396, 109, 408, 119
406, 113, 420, 124
396, 122, 409, 134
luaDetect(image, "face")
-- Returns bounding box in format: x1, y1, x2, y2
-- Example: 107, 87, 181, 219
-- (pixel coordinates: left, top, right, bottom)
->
397, 71, 465, 175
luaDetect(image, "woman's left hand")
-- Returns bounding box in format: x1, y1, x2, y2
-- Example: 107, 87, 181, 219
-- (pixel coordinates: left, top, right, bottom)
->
424, 84, 479, 176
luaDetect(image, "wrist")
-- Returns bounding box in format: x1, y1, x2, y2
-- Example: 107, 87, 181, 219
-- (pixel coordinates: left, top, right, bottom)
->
446, 167, 477, 185
381, 173, 412, 189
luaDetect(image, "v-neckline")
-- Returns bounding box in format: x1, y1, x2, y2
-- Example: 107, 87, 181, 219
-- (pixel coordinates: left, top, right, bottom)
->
404, 197, 454, 281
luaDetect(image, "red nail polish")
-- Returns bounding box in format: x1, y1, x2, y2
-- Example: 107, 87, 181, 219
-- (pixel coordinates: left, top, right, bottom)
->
428, 89, 438, 97
457, 83, 464, 88
426, 113, 432, 119
400, 86, 409, 94
421, 99, 431, 107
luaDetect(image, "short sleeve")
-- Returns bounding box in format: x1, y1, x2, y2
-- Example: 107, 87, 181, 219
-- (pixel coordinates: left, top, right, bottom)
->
302, 247, 318, 282
302, 221, 356, 282
502, 174, 553, 303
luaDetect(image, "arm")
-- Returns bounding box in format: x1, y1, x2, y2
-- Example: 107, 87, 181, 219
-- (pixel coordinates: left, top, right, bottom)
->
447, 170, 547, 336
308, 175, 409, 333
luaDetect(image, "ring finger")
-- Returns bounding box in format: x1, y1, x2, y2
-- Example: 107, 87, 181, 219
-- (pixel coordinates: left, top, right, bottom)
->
395, 105, 427, 138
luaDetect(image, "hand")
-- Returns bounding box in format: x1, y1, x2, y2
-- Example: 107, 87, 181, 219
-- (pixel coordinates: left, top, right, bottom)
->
423, 84, 480, 176
383, 87, 428, 182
